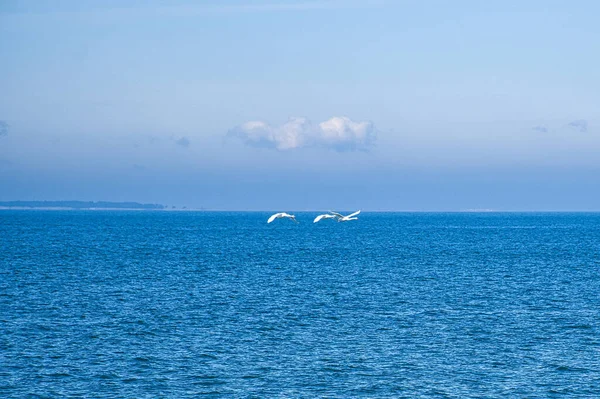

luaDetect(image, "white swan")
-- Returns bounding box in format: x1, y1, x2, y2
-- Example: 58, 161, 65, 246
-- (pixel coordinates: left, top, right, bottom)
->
313, 213, 339, 223
267, 212, 298, 224
329, 210, 360, 222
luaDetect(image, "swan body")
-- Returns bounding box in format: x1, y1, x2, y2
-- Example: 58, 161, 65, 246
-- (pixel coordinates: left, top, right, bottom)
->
313, 213, 339, 223
267, 212, 298, 224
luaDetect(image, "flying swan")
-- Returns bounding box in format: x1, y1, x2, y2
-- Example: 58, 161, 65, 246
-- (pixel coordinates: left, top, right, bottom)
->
267, 212, 299, 224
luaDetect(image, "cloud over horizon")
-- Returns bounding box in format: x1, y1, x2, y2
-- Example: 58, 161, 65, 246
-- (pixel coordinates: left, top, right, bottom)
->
568, 119, 588, 132
0, 121, 8, 137
532, 125, 548, 133
174, 136, 191, 148
228, 116, 376, 151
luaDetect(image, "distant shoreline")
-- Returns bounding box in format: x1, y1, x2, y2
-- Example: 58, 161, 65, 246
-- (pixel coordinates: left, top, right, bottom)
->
0, 207, 189, 211
0, 201, 168, 211
0, 201, 192, 212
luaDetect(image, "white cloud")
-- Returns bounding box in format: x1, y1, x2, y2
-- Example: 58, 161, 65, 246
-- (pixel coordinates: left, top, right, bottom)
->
0, 121, 8, 137
228, 116, 376, 151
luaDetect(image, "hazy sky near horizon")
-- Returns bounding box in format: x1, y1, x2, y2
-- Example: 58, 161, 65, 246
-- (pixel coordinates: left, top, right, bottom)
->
1, 0, 599, 210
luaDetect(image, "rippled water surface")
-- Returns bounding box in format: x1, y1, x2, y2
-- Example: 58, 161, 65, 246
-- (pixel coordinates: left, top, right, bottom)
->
1, 211, 600, 397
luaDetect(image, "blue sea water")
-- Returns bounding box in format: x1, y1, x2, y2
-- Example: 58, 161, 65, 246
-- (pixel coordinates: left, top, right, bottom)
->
1, 211, 600, 398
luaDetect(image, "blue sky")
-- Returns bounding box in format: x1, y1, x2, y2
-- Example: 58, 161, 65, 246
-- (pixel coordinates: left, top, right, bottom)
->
1, 0, 599, 210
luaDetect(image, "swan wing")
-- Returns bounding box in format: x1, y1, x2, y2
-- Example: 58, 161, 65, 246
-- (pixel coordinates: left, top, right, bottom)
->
346, 210, 361, 218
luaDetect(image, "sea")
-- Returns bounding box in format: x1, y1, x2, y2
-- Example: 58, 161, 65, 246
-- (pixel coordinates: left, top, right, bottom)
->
1, 211, 599, 398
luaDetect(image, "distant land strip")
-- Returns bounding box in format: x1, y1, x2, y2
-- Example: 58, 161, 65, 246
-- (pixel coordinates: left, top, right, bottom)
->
0, 201, 166, 210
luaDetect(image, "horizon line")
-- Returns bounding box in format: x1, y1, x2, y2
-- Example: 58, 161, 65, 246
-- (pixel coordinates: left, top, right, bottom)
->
1, 207, 600, 213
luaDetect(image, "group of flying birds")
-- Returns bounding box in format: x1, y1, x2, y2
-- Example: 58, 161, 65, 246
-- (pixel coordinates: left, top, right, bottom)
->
267, 210, 361, 224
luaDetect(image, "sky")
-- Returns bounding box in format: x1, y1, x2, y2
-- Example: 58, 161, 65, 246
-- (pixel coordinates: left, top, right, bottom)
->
1, 0, 599, 210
